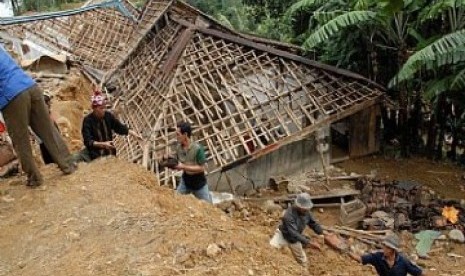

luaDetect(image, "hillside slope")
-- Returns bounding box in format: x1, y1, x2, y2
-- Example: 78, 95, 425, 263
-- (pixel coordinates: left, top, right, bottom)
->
0, 158, 302, 276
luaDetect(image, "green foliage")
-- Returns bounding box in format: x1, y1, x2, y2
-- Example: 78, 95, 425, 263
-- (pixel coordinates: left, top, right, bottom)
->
286, 0, 327, 16
18, 0, 85, 13
390, 30, 465, 87
303, 11, 378, 49
451, 68, 465, 89
419, 0, 465, 23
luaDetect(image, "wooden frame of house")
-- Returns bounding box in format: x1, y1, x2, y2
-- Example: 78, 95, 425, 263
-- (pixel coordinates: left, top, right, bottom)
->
1, 0, 386, 191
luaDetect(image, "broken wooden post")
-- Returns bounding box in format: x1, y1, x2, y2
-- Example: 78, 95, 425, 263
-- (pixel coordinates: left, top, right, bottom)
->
316, 128, 331, 191
141, 141, 150, 169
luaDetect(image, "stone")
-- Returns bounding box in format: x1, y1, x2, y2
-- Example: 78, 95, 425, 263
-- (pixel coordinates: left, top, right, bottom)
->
232, 199, 245, 210
1, 195, 15, 203
448, 229, 465, 243
262, 200, 282, 214
286, 185, 302, 194
206, 243, 221, 258
248, 269, 254, 276
67, 231, 80, 241
318, 208, 324, 213
17, 261, 26, 269
244, 189, 257, 197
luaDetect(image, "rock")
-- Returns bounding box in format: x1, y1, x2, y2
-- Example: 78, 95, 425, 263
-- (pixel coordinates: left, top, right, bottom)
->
176, 252, 191, 264
17, 261, 26, 269
67, 231, 80, 241
248, 269, 254, 276
318, 208, 324, 213
244, 189, 257, 197
1, 195, 15, 203
286, 185, 302, 194
232, 199, 245, 210
216, 201, 233, 212
206, 243, 221, 258
262, 200, 282, 214
448, 229, 465, 243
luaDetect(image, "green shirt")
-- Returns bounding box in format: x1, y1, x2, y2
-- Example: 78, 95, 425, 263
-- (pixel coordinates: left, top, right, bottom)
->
176, 141, 206, 166
175, 141, 207, 190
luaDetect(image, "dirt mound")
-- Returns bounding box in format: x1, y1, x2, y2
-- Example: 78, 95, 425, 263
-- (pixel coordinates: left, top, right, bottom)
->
0, 158, 303, 276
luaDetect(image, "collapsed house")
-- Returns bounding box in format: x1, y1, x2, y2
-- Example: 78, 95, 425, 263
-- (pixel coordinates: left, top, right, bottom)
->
1, 0, 386, 193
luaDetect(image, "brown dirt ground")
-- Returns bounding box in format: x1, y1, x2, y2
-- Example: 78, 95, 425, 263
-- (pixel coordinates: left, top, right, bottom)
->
2, 156, 464, 275
0, 159, 305, 276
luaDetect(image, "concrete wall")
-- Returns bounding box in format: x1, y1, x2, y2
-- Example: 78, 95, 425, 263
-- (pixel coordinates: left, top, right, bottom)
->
208, 130, 330, 195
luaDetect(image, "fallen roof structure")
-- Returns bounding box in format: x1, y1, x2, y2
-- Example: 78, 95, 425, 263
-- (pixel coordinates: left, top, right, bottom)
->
0, 0, 139, 70
102, 0, 386, 183
0, 0, 386, 184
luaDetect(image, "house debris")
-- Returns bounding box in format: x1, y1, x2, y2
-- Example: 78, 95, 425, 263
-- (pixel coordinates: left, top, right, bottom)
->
355, 177, 465, 233
98, 0, 387, 189
1, 1, 388, 191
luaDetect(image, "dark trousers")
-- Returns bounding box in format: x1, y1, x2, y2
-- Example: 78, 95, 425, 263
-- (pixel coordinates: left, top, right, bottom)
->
2, 85, 73, 183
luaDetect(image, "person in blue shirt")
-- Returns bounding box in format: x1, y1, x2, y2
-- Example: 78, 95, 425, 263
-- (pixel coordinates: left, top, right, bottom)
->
348, 234, 427, 276
0, 46, 76, 187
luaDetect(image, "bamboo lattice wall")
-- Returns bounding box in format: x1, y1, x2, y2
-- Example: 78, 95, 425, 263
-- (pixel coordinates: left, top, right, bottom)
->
105, 1, 385, 183
0, 0, 385, 184
0, 0, 138, 70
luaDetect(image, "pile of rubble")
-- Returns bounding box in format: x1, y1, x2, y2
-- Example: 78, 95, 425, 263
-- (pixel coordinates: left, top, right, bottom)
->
356, 178, 465, 233
0, 137, 18, 178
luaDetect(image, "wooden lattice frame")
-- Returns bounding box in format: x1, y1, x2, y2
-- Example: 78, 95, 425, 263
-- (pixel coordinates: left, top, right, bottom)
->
105, 1, 385, 183
0, 0, 138, 70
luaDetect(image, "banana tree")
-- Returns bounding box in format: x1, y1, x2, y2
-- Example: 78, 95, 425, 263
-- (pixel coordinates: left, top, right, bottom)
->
287, 0, 430, 156
390, 28, 465, 157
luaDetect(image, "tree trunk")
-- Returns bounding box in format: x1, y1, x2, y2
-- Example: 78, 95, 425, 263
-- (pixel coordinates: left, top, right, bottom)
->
409, 90, 423, 154
426, 109, 437, 159
397, 49, 410, 157
435, 94, 447, 160
449, 106, 462, 161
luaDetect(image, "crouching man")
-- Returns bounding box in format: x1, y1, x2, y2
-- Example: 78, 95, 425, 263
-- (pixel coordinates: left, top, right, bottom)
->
271, 193, 327, 266
347, 234, 427, 276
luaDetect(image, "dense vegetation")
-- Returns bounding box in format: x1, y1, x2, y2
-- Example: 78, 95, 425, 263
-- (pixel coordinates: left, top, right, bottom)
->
189, 0, 465, 163
11, 0, 465, 163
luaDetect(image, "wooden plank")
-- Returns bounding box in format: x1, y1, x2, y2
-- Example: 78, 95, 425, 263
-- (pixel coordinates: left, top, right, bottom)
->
186, 26, 386, 91
161, 27, 194, 73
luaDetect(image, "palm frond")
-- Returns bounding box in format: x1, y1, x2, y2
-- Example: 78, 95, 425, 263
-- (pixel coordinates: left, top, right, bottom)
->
419, 0, 465, 23
313, 10, 346, 24
451, 67, 465, 89
389, 29, 465, 87
423, 76, 455, 101
302, 10, 378, 49
215, 13, 234, 29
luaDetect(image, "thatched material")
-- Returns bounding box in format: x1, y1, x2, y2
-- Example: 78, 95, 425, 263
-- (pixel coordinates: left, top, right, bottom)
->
104, 0, 385, 183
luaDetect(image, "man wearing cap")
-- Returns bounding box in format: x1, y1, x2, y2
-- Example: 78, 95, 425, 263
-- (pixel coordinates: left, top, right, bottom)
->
276, 193, 326, 266
0, 46, 76, 187
347, 234, 427, 276
171, 121, 212, 203
78, 90, 142, 162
